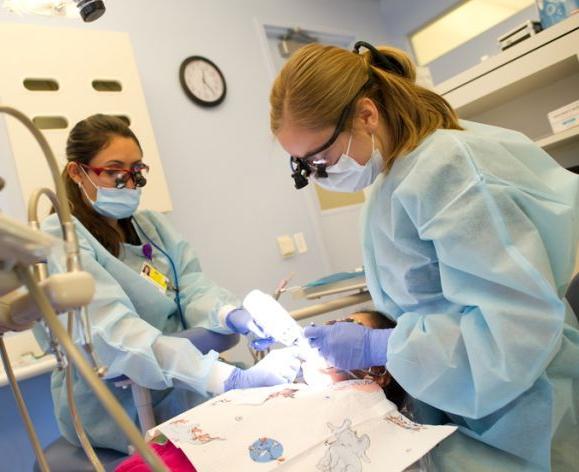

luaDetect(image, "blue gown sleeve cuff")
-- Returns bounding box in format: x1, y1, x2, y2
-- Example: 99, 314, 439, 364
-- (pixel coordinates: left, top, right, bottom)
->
367, 328, 392, 367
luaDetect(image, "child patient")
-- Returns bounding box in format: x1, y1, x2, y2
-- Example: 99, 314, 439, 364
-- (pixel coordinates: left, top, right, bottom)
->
116, 310, 403, 472
324, 310, 406, 410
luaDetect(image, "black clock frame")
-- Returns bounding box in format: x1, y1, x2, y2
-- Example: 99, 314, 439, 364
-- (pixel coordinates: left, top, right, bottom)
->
179, 55, 227, 107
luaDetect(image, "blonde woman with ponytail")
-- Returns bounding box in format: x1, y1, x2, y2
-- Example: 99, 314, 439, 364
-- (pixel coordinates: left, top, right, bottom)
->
271, 42, 579, 471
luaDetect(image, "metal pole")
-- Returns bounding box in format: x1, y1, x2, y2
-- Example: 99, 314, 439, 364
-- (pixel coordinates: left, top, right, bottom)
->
290, 291, 372, 321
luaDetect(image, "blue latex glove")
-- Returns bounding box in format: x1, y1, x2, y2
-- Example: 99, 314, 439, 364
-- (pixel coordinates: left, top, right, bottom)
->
248, 334, 275, 351
225, 308, 274, 350
304, 322, 392, 371
224, 348, 302, 391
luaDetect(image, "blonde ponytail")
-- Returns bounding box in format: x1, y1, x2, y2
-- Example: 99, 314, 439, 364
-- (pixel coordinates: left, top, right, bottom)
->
270, 43, 462, 168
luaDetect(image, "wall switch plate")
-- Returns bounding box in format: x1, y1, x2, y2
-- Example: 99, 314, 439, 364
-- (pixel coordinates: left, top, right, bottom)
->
293, 232, 308, 253
277, 235, 296, 257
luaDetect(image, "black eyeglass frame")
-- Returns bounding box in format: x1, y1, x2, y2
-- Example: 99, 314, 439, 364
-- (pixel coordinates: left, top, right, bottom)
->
288, 40, 404, 189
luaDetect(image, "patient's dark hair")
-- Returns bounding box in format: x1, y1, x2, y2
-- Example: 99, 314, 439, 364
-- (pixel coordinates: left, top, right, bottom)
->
343, 309, 406, 409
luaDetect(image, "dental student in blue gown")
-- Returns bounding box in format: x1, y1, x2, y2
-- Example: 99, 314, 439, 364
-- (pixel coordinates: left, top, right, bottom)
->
270, 42, 579, 471
40, 114, 300, 453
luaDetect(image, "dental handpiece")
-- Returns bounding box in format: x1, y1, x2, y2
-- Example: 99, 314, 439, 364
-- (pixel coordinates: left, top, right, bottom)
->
243, 290, 296, 341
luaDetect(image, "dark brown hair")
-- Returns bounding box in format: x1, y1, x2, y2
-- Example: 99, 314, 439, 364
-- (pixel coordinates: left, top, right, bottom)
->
62, 114, 142, 257
338, 310, 407, 409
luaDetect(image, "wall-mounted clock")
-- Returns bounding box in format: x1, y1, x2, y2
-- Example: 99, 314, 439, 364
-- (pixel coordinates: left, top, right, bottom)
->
179, 55, 227, 107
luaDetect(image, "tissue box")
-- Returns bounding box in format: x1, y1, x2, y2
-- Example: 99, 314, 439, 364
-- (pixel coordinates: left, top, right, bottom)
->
536, 0, 579, 28
548, 100, 579, 133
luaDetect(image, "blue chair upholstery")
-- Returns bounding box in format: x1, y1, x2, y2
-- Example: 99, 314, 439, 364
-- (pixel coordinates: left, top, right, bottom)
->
171, 327, 239, 354
35, 329, 239, 471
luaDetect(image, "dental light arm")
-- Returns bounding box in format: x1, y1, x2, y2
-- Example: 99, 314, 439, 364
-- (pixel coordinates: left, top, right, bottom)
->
0, 212, 60, 333
1, 193, 91, 330
3, 0, 106, 22
27, 187, 100, 371
0, 212, 57, 269
0, 105, 169, 472
27, 187, 61, 279
0, 271, 95, 332
26, 187, 106, 472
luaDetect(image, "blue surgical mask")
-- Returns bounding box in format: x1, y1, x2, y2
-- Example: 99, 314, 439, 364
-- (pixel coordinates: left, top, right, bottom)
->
80, 169, 141, 219
313, 134, 384, 192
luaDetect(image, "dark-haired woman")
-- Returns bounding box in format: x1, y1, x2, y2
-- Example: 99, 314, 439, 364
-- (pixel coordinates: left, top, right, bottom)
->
40, 114, 300, 453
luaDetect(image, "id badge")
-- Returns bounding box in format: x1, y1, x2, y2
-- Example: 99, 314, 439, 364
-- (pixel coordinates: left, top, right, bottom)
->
140, 262, 170, 294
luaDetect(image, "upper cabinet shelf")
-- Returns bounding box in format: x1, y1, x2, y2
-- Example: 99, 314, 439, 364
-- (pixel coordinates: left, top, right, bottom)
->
536, 126, 579, 151
437, 14, 579, 109
436, 15, 579, 169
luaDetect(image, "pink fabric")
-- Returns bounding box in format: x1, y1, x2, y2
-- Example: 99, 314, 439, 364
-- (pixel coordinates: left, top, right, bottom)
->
115, 441, 196, 472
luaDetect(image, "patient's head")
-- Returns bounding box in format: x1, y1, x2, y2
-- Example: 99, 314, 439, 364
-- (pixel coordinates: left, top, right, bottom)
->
328, 310, 406, 409
346, 309, 395, 329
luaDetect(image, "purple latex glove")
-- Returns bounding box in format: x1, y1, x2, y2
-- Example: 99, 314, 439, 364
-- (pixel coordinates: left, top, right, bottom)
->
225, 308, 274, 350
304, 322, 392, 371
224, 348, 301, 391
225, 308, 263, 335
225, 308, 275, 351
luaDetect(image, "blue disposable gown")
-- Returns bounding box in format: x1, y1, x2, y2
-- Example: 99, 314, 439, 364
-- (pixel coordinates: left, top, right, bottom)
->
38, 210, 240, 452
362, 121, 579, 471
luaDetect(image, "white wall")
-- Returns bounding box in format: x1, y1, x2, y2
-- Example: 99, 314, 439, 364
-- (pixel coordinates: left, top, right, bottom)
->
379, 0, 539, 84
0, 0, 392, 311
0, 111, 25, 218
0, 24, 174, 219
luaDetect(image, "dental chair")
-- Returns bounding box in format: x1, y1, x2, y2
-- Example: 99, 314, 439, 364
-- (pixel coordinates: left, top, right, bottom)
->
33, 328, 239, 472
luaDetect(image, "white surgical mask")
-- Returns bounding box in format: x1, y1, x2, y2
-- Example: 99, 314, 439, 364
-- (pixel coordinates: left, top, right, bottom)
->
79, 168, 141, 219
314, 134, 384, 192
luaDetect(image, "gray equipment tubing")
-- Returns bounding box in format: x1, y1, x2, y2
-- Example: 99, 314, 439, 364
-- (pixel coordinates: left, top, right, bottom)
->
29, 186, 104, 471
16, 264, 169, 472
0, 106, 169, 472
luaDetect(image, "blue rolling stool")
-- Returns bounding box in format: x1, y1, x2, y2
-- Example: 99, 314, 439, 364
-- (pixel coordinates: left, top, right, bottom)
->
34, 328, 239, 472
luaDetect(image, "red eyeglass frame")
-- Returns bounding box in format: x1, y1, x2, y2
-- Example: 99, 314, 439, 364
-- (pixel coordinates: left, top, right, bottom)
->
80, 163, 149, 187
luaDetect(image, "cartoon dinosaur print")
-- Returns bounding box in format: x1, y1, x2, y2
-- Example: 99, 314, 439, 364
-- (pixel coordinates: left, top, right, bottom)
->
317, 419, 371, 472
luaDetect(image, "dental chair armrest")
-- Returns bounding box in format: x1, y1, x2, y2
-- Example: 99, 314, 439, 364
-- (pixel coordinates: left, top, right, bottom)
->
171, 328, 239, 354
108, 329, 239, 386
109, 328, 239, 433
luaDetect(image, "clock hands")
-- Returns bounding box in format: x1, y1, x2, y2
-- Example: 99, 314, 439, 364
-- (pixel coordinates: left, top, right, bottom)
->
181, 56, 225, 106
201, 70, 216, 96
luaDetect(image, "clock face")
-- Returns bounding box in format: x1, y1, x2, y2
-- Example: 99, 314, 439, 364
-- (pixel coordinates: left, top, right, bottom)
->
180, 56, 226, 107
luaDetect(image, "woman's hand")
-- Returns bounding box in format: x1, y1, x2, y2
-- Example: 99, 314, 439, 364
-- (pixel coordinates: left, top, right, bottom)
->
223, 347, 301, 391
304, 322, 392, 371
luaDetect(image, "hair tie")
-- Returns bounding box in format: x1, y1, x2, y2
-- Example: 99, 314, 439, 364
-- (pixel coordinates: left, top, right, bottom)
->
353, 41, 405, 76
